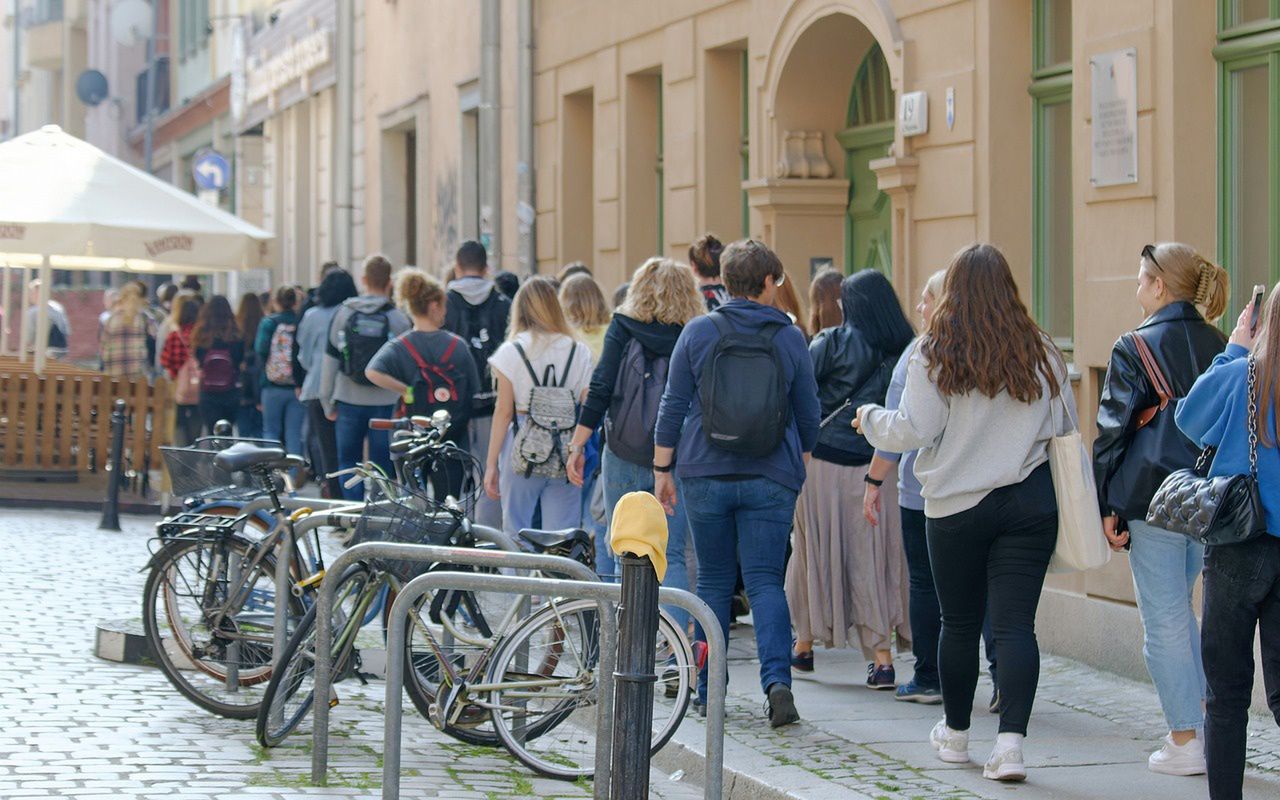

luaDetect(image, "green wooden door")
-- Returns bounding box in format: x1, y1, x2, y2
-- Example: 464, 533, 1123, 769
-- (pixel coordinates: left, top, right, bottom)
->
839, 44, 895, 275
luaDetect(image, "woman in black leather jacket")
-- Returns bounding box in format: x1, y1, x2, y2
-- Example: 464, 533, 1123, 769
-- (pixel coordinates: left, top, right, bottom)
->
786, 270, 913, 684
1093, 242, 1228, 777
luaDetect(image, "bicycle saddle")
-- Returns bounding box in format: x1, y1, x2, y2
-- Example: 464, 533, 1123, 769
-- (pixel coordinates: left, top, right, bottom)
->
213, 442, 291, 472
518, 527, 590, 550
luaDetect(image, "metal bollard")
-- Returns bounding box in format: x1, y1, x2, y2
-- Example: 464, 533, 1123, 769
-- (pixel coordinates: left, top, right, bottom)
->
212, 419, 233, 437
98, 398, 127, 531
610, 553, 661, 799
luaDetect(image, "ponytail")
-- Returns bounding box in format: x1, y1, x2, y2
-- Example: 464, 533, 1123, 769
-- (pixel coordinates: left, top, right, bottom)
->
1194, 258, 1229, 323
395, 268, 445, 319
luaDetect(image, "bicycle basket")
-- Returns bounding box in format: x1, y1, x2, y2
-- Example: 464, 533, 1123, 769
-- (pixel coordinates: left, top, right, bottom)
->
161, 446, 241, 498
350, 482, 469, 583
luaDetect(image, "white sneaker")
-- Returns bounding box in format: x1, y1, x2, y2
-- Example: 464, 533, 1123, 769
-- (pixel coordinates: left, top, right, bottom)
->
983, 744, 1027, 782
930, 719, 970, 763
1148, 734, 1206, 776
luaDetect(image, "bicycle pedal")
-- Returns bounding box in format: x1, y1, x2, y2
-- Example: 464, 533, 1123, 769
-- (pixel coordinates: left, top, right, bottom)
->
328, 685, 340, 708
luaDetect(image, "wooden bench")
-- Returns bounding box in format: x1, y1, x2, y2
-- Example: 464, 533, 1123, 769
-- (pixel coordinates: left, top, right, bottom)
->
0, 356, 171, 480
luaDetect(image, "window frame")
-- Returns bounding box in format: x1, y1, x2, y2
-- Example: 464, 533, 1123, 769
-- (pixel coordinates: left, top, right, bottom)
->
1216, 2, 1280, 322
1030, 1, 1074, 351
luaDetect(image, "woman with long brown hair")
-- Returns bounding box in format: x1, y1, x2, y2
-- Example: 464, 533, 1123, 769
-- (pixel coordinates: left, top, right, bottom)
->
191, 295, 244, 435
235, 292, 266, 437
855, 243, 1076, 782
160, 291, 204, 445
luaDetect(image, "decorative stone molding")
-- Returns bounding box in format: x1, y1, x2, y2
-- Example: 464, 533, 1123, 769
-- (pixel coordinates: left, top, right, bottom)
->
869, 154, 918, 196
775, 130, 834, 179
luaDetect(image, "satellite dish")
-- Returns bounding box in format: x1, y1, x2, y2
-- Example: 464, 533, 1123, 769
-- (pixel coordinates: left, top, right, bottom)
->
110, 0, 152, 47
76, 70, 109, 106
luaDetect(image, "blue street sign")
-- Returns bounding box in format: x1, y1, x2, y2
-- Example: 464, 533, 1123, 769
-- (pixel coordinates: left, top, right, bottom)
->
192, 149, 230, 191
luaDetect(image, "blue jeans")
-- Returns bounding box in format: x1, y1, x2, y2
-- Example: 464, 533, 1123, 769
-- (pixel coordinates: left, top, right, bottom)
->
603, 447, 692, 631
335, 401, 395, 500
497, 421, 582, 537
237, 403, 263, 438
1128, 518, 1206, 731
261, 385, 304, 457
680, 475, 797, 702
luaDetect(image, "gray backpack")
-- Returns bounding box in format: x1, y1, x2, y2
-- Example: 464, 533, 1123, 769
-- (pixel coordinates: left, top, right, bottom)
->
605, 337, 669, 467
511, 342, 579, 479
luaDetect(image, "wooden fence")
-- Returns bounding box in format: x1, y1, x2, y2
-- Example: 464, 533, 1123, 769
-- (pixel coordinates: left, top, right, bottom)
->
0, 356, 171, 478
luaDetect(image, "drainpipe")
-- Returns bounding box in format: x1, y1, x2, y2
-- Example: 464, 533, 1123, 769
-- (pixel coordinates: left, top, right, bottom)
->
516, 0, 534, 275
11, 0, 20, 138
333, 0, 353, 267
142, 0, 159, 172
480, 0, 501, 265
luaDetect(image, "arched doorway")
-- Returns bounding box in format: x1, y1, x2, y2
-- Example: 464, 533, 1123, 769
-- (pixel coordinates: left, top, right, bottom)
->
838, 44, 895, 275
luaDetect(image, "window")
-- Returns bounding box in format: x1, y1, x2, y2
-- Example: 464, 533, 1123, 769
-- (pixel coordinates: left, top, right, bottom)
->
461, 108, 480, 239
179, 0, 210, 58
1217, 2, 1280, 319
560, 90, 595, 265
624, 72, 662, 268
1030, 0, 1073, 347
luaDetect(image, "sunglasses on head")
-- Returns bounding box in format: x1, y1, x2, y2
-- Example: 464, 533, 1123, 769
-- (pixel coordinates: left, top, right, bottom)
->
1141, 244, 1160, 270
775, 271, 786, 288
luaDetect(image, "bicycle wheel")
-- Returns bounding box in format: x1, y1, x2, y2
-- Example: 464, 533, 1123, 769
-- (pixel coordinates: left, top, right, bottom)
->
399, 588, 506, 746
486, 598, 693, 779
142, 535, 304, 719
256, 563, 371, 747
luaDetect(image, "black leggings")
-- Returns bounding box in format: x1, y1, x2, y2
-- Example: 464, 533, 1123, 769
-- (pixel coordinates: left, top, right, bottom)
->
926, 463, 1058, 735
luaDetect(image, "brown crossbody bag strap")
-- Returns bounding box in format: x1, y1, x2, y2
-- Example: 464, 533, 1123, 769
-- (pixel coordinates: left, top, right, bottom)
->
1128, 332, 1173, 430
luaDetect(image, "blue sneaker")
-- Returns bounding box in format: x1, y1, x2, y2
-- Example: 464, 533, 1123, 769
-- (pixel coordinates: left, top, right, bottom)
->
895, 680, 943, 704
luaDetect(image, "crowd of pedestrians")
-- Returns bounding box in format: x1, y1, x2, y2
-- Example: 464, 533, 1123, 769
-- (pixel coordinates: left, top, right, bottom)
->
27, 229, 1280, 797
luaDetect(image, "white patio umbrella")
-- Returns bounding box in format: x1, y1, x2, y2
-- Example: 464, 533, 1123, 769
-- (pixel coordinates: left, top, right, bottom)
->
0, 125, 274, 373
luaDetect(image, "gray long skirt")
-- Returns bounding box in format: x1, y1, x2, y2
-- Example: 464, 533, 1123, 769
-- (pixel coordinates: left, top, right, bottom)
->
785, 458, 912, 658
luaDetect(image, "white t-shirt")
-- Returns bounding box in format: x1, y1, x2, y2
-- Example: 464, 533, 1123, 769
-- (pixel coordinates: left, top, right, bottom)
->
489, 332, 593, 412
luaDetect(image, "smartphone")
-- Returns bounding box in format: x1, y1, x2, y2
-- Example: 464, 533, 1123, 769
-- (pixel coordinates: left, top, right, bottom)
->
1250, 284, 1267, 336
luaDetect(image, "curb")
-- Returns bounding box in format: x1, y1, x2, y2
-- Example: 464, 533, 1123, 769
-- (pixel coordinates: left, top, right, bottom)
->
95, 619, 152, 664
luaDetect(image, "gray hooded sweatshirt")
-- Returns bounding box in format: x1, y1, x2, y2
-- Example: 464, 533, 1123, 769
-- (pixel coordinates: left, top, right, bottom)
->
319, 294, 411, 412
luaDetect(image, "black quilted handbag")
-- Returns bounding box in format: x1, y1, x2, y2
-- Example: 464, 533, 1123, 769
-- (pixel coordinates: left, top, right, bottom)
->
1145, 355, 1268, 546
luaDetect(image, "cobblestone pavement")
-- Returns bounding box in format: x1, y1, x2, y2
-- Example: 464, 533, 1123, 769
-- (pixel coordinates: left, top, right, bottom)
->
0, 509, 699, 799
5, 506, 1280, 800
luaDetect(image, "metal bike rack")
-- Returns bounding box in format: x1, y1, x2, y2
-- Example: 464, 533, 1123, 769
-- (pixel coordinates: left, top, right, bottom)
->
310, 541, 604, 786
382, 573, 727, 800
272, 514, 519, 670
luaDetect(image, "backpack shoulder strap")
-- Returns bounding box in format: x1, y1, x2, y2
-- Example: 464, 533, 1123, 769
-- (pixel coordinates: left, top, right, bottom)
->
1128, 332, 1173, 406
708, 311, 733, 338
512, 341, 542, 385
558, 341, 578, 387
399, 334, 429, 370
763, 322, 787, 343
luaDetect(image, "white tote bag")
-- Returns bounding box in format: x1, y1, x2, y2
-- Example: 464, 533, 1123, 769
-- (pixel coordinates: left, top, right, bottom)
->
1047, 391, 1111, 574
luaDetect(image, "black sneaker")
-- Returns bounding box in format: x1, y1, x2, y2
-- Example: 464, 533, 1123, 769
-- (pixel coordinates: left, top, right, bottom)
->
988, 687, 1003, 714
866, 663, 896, 690
791, 650, 814, 673
766, 683, 800, 728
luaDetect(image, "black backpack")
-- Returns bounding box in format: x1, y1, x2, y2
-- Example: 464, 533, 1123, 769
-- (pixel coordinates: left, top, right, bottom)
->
339, 301, 394, 385
448, 289, 509, 414
397, 333, 472, 425
47, 321, 67, 350
605, 337, 669, 467
699, 312, 790, 457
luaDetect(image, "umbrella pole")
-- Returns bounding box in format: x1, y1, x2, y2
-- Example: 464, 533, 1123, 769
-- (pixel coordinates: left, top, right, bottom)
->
16, 265, 30, 362
34, 257, 50, 375
0, 263, 10, 356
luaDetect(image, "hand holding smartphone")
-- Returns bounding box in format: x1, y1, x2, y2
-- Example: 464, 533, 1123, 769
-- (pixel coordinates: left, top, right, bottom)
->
1250, 284, 1267, 336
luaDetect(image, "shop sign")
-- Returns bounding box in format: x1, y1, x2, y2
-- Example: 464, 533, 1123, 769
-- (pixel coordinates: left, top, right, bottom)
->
246, 30, 332, 106
1090, 48, 1138, 187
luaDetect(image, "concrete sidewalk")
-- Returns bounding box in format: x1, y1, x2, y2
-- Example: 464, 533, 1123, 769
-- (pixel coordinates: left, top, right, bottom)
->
656, 626, 1280, 799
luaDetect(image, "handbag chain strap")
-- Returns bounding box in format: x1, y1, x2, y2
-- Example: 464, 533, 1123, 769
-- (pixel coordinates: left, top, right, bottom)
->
1248, 355, 1259, 478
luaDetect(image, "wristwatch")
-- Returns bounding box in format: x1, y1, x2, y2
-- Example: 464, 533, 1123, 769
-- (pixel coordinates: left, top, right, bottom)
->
864, 474, 884, 487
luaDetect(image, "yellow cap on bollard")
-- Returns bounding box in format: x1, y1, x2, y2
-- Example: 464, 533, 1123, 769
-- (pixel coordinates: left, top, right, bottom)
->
609, 491, 670, 580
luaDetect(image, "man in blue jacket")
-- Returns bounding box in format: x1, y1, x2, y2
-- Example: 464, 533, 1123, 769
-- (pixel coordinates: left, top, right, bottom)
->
653, 239, 820, 728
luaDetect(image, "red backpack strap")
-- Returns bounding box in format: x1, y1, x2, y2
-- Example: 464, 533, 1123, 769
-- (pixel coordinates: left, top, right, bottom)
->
399, 334, 429, 370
